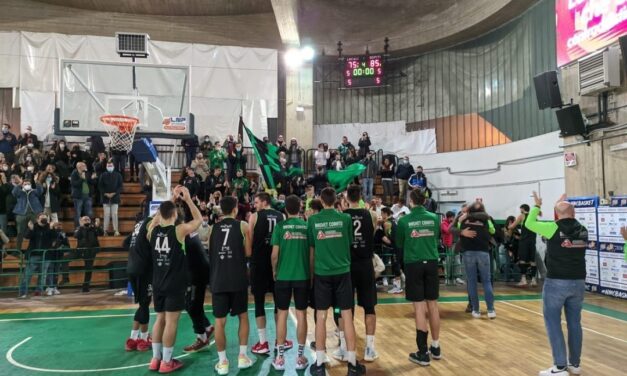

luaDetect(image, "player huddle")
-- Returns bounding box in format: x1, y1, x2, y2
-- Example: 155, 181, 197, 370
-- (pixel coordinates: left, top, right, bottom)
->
124, 183, 442, 375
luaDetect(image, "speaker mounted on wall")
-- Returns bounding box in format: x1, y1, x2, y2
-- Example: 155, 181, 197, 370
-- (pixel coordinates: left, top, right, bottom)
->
555, 104, 586, 137
533, 71, 563, 109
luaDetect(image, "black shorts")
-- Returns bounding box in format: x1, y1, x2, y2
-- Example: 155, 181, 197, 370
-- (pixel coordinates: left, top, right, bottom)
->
153, 289, 187, 312
405, 260, 439, 302
274, 280, 309, 310
212, 291, 248, 318
314, 272, 353, 311
351, 259, 377, 309
250, 264, 274, 296
518, 239, 537, 263
308, 285, 316, 309
129, 274, 152, 305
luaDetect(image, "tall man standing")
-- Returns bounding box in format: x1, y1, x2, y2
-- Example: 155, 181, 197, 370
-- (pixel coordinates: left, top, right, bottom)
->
248, 192, 286, 355
396, 189, 441, 366
526, 192, 588, 376
147, 186, 202, 373
307, 187, 365, 376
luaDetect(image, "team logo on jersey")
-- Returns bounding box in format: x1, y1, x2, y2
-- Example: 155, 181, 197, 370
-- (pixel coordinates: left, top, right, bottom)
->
411, 230, 420, 238
284, 232, 292, 239
317, 231, 326, 240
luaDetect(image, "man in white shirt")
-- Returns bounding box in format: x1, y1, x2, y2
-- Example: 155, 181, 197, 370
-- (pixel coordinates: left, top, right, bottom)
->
391, 199, 410, 219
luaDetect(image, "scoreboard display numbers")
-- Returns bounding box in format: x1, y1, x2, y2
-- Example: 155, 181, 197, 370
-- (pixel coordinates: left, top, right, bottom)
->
343, 55, 385, 88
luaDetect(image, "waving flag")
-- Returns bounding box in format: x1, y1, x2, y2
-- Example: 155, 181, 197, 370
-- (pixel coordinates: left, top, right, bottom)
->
243, 122, 279, 189
327, 163, 366, 193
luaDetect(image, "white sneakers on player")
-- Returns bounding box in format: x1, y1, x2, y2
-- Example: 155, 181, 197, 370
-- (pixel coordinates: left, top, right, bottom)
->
364, 347, 379, 362
538, 366, 568, 376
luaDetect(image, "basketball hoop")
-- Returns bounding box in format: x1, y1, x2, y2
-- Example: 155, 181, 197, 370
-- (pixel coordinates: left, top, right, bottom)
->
100, 115, 139, 152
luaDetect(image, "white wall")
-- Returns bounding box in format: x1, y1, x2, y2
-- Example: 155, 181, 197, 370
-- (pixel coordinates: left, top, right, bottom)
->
0, 31, 277, 140
413, 131, 565, 220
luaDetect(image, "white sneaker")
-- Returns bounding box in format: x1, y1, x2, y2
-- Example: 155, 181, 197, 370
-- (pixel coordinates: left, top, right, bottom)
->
487, 311, 496, 319
530, 277, 538, 287
387, 286, 403, 294
237, 354, 254, 369
382, 277, 389, 287
331, 348, 347, 362
471, 311, 481, 319
567, 364, 581, 375
18, 294, 27, 299
45, 288, 53, 296
538, 366, 568, 376
364, 347, 379, 362
53, 288, 61, 295
455, 278, 466, 285
516, 278, 528, 287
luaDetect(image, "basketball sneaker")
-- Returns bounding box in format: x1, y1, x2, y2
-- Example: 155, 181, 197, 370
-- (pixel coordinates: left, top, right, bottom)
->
538, 366, 568, 376
237, 354, 254, 369
472, 311, 481, 319
136, 338, 152, 352
295, 355, 309, 370
148, 358, 160, 371
125, 338, 138, 351
331, 348, 347, 361
214, 360, 229, 375
530, 277, 538, 287
347, 361, 366, 376
271, 356, 285, 371
53, 288, 61, 295
516, 277, 528, 287
567, 364, 581, 375
309, 362, 326, 376
487, 310, 497, 320
158, 358, 183, 374
183, 337, 209, 353
409, 351, 430, 366
251, 341, 270, 355
364, 347, 379, 361
45, 288, 53, 296
274, 339, 293, 351
429, 345, 441, 360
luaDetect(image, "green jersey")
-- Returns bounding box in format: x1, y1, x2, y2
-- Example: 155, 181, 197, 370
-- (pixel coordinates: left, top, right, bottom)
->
307, 208, 353, 276
271, 217, 310, 281
208, 149, 226, 169
396, 206, 440, 263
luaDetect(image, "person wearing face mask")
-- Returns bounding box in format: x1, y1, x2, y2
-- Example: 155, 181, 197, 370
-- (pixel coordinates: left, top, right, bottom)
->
396, 157, 415, 203
0, 124, 17, 164
227, 143, 246, 182
54, 141, 70, 164
360, 151, 378, 203
0, 172, 11, 233
181, 134, 200, 168
70, 162, 96, 227
200, 136, 213, 158
358, 132, 371, 159
38, 167, 61, 223
275, 135, 288, 154
191, 153, 210, 182
98, 160, 124, 236
408, 166, 428, 193
208, 142, 227, 170
17, 125, 39, 149
12, 177, 44, 251
17, 213, 56, 298
287, 138, 304, 169
74, 215, 104, 293
314, 143, 330, 172
16, 139, 43, 167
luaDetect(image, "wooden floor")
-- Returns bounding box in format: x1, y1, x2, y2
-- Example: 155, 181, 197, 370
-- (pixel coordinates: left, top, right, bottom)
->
1, 284, 626, 375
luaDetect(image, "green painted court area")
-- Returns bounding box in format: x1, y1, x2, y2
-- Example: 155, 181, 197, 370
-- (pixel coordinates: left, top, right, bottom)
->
0, 307, 311, 376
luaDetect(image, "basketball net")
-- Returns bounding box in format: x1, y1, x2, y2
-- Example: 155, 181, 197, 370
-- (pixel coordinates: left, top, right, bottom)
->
100, 115, 139, 152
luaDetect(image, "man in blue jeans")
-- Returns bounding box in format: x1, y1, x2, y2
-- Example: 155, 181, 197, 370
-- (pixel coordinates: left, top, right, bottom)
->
525, 192, 587, 376
70, 162, 95, 227
18, 213, 57, 298
359, 152, 377, 203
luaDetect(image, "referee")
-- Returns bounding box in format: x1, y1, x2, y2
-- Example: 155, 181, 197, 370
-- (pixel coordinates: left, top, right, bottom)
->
396, 189, 441, 366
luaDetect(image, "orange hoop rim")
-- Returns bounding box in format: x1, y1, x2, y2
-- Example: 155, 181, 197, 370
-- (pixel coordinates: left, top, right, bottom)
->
99, 115, 139, 133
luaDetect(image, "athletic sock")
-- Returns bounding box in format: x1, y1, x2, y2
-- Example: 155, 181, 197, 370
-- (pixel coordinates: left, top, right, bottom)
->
339, 331, 346, 351
198, 332, 208, 341
431, 339, 440, 348
316, 350, 325, 366
346, 351, 356, 366
239, 345, 247, 356
218, 351, 227, 363
298, 344, 305, 357
140, 331, 149, 341
278, 345, 285, 357
366, 335, 375, 350
152, 342, 163, 360
162, 347, 173, 362
258, 328, 267, 344
130, 329, 140, 340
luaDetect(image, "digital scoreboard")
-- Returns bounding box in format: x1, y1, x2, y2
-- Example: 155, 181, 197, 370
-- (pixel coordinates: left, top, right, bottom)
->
343, 54, 384, 88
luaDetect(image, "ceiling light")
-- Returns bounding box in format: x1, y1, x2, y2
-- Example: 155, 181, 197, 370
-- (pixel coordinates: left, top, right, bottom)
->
301, 46, 315, 61
284, 48, 303, 69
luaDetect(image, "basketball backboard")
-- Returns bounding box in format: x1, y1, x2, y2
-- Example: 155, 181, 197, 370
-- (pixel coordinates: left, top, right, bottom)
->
55, 59, 193, 138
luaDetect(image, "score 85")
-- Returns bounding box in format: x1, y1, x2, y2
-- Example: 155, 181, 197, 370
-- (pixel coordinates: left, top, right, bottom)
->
369, 59, 381, 68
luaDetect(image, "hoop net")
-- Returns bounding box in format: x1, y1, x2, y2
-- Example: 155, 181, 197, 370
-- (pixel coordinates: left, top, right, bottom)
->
100, 115, 139, 152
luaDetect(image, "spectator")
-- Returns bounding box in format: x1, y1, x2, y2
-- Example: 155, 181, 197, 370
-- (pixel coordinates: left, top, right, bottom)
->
182, 134, 199, 167
360, 151, 377, 202
396, 157, 414, 202
287, 138, 304, 169
42, 132, 66, 151
275, 134, 288, 154
0, 124, 18, 163
48, 220, 70, 295
290, 175, 307, 197
87, 135, 106, 159
75, 216, 104, 292
314, 143, 330, 172
223, 134, 237, 155
191, 152, 210, 182
358, 132, 371, 159
200, 135, 213, 158
370, 196, 385, 217
197, 214, 211, 249
391, 198, 410, 219
208, 141, 226, 170
337, 136, 354, 162
441, 211, 455, 249
206, 166, 227, 196
231, 169, 250, 202
16, 143, 43, 166
307, 166, 328, 195
55, 141, 70, 165
380, 156, 395, 206
38, 165, 61, 223
227, 142, 247, 181
331, 153, 344, 171
70, 162, 95, 227
17, 125, 39, 149
18, 213, 56, 298
69, 144, 90, 170
408, 165, 428, 191
345, 146, 358, 165
98, 160, 124, 236
181, 167, 201, 199
0, 172, 11, 233
13, 177, 44, 251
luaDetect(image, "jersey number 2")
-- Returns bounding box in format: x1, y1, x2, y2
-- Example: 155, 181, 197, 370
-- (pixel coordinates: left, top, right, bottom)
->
353, 219, 362, 237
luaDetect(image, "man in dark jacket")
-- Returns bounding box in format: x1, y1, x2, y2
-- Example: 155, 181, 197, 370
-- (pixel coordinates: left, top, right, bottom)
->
0, 124, 18, 163
360, 151, 378, 202
70, 162, 95, 227
75, 215, 104, 292
18, 213, 56, 298
98, 160, 124, 236
13, 177, 44, 251
182, 135, 199, 167
307, 167, 328, 195
395, 157, 414, 203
